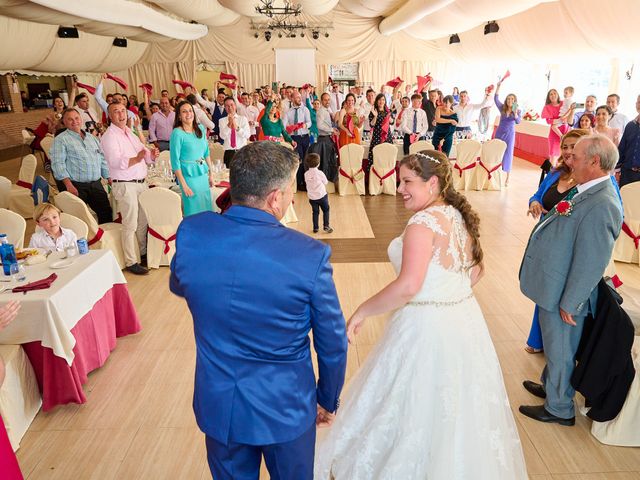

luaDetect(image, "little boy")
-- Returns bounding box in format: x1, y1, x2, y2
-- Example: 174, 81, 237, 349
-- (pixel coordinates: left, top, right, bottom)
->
303, 153, 333, 234
29, 203, 78, 251
551, 86, 576, 137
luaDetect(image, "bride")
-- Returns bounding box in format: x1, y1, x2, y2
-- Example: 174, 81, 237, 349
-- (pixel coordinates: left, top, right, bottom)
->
314, 151, 528, 479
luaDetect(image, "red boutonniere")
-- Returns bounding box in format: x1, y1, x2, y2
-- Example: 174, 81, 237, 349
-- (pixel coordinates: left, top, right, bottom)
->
555, 200, 574, 216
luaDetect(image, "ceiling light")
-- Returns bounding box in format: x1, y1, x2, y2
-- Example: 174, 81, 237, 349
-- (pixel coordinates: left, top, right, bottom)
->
254, 32, 259, 38
312, 30, 319, 40
484, 21, 499, 35
449, 34, 460, 44
324, 32, 329, 38
265, 31, 272, 41
57, 26, 79, 38
113, 37, 127, 48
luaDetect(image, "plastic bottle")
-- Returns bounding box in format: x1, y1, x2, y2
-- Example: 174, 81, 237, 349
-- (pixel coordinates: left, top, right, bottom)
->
0, 234, 17, 276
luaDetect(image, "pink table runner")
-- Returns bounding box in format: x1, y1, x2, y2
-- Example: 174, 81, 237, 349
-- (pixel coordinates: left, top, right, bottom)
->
22, 284, 140, 411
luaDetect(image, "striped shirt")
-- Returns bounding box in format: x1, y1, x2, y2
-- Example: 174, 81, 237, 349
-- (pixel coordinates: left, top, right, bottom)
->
50, 129, 110, 182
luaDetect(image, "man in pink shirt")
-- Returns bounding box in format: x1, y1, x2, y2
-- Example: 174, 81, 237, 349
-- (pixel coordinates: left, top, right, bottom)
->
101, 103, 159, 275
148, 97, 175, 152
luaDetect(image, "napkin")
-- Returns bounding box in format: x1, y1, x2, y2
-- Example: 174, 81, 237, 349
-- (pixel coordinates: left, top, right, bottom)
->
139, 83, 153, 96
12, 273, 58, 294
385, 76, 403, 88
172, 79, 194, 90
215, 181, 231, 188
106, 73, 128, 91
219, 72, 237, 81
285, 122, 305, 134
220, 81, 237, 91
76, 82, 96, 95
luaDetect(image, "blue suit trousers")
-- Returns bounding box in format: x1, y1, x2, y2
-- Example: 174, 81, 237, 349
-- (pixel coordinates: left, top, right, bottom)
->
205, 422, 316, 480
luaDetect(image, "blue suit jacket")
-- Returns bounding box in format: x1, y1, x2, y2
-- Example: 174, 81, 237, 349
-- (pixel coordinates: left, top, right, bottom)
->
170, 206, 348, 445
212, 104, 227, 140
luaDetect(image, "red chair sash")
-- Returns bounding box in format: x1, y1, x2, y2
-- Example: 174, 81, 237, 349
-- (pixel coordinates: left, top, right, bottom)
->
453, 162, 477, 177
16, 180, 32, 189
339, 167, 363, 184
478, 160, 502, 180
88, 227, 104, 246
371, 167, 395, 185
621, 221, 639, 249
148, 227, 176, 254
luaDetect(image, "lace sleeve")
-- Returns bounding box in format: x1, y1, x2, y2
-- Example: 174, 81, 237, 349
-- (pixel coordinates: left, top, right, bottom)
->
407, 210, 446, 236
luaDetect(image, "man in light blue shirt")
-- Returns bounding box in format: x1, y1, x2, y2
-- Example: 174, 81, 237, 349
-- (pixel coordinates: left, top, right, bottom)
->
284, 91, 312, 189
51, 108, 112, 224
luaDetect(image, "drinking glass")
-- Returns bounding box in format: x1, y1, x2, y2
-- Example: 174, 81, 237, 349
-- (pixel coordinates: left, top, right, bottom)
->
10, 263, 26, 283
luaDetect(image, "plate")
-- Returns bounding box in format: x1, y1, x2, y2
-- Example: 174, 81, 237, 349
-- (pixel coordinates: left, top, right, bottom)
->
50, 259, 74, 269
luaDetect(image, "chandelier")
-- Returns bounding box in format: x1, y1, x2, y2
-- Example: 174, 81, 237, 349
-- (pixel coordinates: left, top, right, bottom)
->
251, 0, 332, 40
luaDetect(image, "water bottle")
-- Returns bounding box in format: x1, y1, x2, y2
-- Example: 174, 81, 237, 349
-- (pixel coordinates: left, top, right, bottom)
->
0, 234, 17, 276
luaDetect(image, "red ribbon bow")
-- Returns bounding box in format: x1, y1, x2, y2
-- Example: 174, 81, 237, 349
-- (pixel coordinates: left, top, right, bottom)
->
148, 227, 176, 255
371, 167, 395, 185
478, 160, 502, 179
622, 221, 639, 249
339, 167, 363, 184
88, 227, 104, 246
453, 162, 477, 177
106, 73, 128, 91
76, 82, 96, 95
16, 180, 32, 189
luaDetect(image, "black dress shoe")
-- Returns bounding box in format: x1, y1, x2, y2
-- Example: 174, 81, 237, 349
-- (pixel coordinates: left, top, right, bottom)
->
126, 263, 149, 275
140, 254, 147, 267
519, 405, 575, 426
523, 380, 547, 399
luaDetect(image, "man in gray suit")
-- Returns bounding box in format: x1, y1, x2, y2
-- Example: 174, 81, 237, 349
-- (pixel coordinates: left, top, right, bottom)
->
519, 134, 623, 425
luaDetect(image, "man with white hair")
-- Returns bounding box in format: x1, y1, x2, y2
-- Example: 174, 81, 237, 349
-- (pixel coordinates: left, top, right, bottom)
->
519, 134, 623, 426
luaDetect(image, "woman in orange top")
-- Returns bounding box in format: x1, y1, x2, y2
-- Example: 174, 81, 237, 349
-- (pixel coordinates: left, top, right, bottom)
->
338, 93, 364, 147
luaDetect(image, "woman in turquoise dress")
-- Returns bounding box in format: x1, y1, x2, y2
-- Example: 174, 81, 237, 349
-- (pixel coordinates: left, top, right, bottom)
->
170, 101, 214, 216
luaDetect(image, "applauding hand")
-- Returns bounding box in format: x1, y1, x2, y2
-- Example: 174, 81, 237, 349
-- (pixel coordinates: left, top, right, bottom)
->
527, 201, 547, 219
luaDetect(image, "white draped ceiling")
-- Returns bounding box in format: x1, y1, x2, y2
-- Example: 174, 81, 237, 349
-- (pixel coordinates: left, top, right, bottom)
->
0, 0, 638, 87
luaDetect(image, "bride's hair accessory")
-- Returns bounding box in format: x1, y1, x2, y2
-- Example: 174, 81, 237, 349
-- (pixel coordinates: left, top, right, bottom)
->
415, 152, 440, 164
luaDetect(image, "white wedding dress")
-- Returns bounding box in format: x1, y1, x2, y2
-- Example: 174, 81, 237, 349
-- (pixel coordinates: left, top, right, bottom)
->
315, 206, 528, 479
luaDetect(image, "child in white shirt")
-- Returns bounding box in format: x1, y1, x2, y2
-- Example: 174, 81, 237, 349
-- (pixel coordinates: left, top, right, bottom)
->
552, 86, 576, 137
29, 203, 78, 252
303, 153, 333, 234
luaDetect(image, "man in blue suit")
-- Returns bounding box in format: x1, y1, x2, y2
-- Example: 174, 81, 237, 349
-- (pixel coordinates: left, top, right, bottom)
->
519, 134, 622, 426
170, 141, 348, 479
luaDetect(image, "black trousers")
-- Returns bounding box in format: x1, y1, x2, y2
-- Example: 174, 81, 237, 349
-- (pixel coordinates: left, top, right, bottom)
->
292, 134, 310, 187
56, 179, 113, 225
308, 136, 338, 182
223, 149, 237, 168
403, 134, 426, 155
309, 194, 330, 230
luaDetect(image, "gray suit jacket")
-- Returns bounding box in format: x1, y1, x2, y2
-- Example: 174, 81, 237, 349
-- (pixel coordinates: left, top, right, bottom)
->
519, 179, 622, 316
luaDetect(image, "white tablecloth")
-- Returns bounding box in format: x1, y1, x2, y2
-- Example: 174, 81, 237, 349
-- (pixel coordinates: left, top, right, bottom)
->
0, 250, 126, 365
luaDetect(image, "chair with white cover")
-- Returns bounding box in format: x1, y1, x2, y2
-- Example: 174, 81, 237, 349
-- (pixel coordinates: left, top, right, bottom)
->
156, 150, 171, 172
8, 154, 37, 218
277, 142, 298, 193
338, 144, 365, 196
209, 142, 225, 164
476, 139, 506, 191
450, 140, 482, 191
0, 208, 26, 249
281, 203, 299, 226
54, 192, 126, 268
60, 212, 89, 239
138, 187, 182, 269
409, 140, 435, 155
39, 134, 53, 160
613, 182, 640, 265
0, 176, 10, 209
369, 143, 397, 196
0, 344, 42, 451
